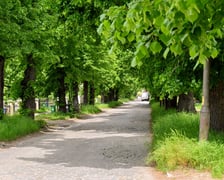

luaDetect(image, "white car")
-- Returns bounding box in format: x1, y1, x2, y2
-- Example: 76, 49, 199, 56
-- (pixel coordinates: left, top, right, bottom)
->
141, 92, 149, 101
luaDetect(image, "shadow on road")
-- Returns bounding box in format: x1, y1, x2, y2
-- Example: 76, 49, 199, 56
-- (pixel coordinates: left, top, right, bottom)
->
17, 101, 151, 170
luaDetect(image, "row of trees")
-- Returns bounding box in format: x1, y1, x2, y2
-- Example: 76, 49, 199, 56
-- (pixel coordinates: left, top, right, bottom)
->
1, 0, 139, 119
98, 0, 224, 139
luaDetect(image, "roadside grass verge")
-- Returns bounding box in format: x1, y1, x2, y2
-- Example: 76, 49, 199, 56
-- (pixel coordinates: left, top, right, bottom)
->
108, 101, 123, 108
147, 102, 224, 178
80, 105, 102, 114
0, 115, 44, 141
36, 101, 124, 121
35, 112, 73, 121
96, 101, 123, 109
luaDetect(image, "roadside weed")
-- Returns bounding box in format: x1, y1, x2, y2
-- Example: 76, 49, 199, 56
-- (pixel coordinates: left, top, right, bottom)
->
0, 115, 42, 141
148, 102, 224, 178
81, 105, 101, 114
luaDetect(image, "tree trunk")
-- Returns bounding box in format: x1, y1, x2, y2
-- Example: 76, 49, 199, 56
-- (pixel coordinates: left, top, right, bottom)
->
165, 96, 177, 110
101, 92, 109, 103
57, 67, 66, 113
160, 99, 165, 107
73, 82, 80, 113
114, 88, 119, 101
89, 82, 95, 105
108, 88, 114, 102
83, 81, 88, 105
209, 81, 224, 131
20, 54, 36, 119
177, 92, 196, 113
0, 56, 4, 119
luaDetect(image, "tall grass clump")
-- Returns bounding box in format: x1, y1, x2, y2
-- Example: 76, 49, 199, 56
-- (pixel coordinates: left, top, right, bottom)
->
96, 101, 123, 109
108, 101, 122, 108
147, 102, 224, 178
81, 105, 101, 114
35, 112, 72, 121
0, 115, 43, 141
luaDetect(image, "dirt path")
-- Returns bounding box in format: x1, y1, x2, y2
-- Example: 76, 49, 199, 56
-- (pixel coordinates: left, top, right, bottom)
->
0, 101, 215, 179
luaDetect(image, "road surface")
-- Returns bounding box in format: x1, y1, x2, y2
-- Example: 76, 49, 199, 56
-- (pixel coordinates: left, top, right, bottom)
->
0, 101, 158, 180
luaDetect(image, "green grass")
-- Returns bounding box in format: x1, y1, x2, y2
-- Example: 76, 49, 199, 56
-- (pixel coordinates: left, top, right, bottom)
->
36, 101, 123, 120
0, 115, 44, 141
96, 101, 123, 109
35, 112, 73, 121
96, 103, 110, 109
108, 101, 123, 108
80, 105, 102, 114
35, 106, 49, 113
147, 102, 224, 178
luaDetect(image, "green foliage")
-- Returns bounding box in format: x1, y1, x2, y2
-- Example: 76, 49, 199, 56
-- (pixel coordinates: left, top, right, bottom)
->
108, 101, 123, 108
150, 103, 199, 146
35, 112, 72, 121
0, 108, 3, 120
81, 105, 101, 114
35, 106, 49, 113
18, 107, 33, 118
99, 0, 208, 100
148, 102, 224, 178
0, 115, 42, 141
96, 103, 110, 109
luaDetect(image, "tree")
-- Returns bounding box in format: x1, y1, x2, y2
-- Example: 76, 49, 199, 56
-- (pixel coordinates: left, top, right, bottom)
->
0, 0, 22, 119
99, 0, 224, 140
0, 56, 4, 119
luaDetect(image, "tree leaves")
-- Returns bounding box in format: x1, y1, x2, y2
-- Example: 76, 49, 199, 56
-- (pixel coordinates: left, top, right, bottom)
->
189, 45, 199, 59
150, 41, 162, 54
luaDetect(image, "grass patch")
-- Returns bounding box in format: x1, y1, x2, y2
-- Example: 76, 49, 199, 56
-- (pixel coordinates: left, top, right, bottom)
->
35, 107, 49, 113
96, 101, 123, 109
119, 98, 130, 102
35, 112, 73, 121
80, 105, 101, 114
108, 101, 123, 108
0, 115, 44, 141
96, 103, 110, 109
147, 102, 224, 178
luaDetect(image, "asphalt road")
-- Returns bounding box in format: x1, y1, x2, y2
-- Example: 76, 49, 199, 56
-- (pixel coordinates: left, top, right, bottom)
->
0, 101, 155, 180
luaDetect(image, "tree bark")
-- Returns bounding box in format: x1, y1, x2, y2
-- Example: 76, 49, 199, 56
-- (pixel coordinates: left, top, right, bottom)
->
0, 56, 4, 119
165, 96, 177, 110
108, 88, 119, 102
177, 92, 196, 113
73, 82, 80, 113
209, 81, 224, 131
114, 88, 119, 101
83, 81, 88, 105
101, 92, 109, 103
20, 54, 36, 119
57, 67, 66, 113
199, 60, 210, 141
89, 82, 95, 105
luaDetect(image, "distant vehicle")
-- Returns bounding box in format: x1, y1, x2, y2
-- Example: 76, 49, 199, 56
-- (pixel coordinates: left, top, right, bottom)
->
141, 91, 149, 101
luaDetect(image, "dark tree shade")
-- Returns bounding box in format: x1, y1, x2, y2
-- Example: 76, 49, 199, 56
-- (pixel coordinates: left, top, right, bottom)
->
0, 56, 4, 119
